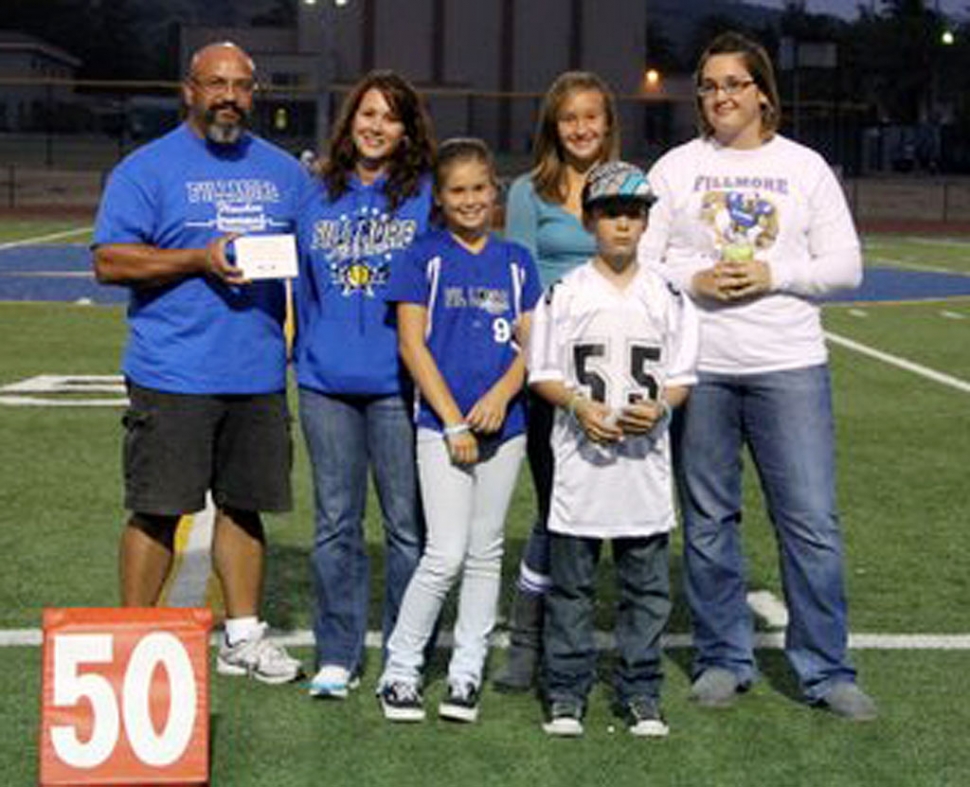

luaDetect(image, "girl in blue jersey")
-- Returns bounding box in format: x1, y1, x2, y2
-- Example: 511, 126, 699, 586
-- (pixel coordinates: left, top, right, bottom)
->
295, 70, 436, 699
378, 138, 541, 724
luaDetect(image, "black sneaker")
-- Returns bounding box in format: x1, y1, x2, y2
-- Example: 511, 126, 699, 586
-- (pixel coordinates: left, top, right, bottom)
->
622, 696, 669, 738
542, 698, 584, 737
379, 681, 426, 722
438, 682, 480, 723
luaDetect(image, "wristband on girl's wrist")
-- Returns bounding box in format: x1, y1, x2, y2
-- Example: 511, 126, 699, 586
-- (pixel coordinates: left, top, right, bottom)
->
443, 422, 471, 438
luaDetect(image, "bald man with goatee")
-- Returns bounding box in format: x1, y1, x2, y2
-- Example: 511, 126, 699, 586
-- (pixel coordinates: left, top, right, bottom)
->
93, 42, 309, 684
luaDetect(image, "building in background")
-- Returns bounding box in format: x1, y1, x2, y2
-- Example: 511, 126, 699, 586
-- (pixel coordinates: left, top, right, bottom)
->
0, 0, 782, 166
180, 0, 725, 163
1, 0, 918, 174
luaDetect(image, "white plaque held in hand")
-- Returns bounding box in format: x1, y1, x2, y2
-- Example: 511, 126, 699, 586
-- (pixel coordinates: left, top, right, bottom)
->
233, 234, 299, 280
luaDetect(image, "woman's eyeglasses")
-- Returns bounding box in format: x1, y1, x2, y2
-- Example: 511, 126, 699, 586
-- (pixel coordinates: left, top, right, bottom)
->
696, 78, 755, 98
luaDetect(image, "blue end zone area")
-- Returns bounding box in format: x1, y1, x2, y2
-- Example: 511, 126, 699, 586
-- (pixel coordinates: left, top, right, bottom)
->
1, 245, 969, 304
825, 266, 970, 303
0, 244, 126, 304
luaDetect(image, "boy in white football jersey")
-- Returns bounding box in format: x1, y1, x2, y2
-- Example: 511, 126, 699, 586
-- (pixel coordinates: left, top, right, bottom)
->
527, 161, 699, 737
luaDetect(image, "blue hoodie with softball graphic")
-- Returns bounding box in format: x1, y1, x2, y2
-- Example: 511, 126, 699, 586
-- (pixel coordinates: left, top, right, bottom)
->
294, 173, 433, 395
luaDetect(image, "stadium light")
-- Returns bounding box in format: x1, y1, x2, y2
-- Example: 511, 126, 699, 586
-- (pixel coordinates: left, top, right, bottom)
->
643, 68, 662, 92
274, 107, 289, 131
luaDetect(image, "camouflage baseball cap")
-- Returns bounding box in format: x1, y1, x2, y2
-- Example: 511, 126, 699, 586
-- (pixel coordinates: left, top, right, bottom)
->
581, 160, 657, 211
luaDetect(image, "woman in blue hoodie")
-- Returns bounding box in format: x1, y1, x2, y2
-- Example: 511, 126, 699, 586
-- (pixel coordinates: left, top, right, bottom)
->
295, 70, 436, 698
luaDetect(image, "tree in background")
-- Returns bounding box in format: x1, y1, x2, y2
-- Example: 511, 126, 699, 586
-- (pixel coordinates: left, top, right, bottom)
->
848, 0, 959, 125
2, 0, 158, 79
1, 0, 287, 80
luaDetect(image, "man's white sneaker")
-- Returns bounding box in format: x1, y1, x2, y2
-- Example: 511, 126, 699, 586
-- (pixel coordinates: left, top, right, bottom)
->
216, 622, 303, 684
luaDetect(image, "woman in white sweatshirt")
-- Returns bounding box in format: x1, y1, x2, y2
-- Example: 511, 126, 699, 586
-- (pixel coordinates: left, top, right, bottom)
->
638, 31, 876, 721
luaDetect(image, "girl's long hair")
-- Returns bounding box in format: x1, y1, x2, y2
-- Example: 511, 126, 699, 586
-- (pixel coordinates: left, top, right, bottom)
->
530, 71, 620, 204
320, 70, 436, 211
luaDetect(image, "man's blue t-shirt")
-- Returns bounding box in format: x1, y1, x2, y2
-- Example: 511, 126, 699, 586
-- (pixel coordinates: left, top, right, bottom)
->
93, 123, 308, 394
387, 229, 541, 442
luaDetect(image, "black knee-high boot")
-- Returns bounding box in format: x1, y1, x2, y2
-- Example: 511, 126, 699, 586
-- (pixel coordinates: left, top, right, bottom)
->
493, 588, 544, 692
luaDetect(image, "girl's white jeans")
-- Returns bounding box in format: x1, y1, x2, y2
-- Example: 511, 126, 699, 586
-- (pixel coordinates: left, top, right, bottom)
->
381, 429, 526, 689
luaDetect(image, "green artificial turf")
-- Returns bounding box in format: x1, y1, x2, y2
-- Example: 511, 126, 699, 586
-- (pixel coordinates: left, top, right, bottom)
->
2, 227, 969, 786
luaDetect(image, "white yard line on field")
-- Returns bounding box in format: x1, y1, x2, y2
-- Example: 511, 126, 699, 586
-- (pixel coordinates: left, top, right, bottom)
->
0, 374, 127, 407
0, 397, 126, 407
0, 226, 93, 250
4, 627, 970, 651
904, 237, 970, 248
826, 331, 970, 394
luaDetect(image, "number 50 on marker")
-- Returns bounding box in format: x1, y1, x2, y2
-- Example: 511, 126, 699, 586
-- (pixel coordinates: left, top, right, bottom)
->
39, 608, 212, 786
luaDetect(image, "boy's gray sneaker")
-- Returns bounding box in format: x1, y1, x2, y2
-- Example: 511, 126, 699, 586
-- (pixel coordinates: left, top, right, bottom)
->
621, 696, 670, 738
217, 623, 303, 684
542, 699, 584, 737
689, 668, 741, 708
819, 682, 878, 722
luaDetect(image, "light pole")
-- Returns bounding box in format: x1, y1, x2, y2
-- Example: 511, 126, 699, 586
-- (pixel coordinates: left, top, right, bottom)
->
299, 0, 342, 152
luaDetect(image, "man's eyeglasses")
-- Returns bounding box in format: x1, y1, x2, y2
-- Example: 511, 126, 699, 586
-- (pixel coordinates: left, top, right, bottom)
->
191, 77, 258, 95
696, 78, 755, 98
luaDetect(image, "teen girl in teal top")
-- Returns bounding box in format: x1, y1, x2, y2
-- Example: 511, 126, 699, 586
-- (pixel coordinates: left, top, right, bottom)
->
496, 71, 621, 692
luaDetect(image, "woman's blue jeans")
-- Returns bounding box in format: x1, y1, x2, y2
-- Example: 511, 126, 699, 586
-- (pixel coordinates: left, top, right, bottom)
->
299, 388, 422, 675
674, 364, 857, 702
